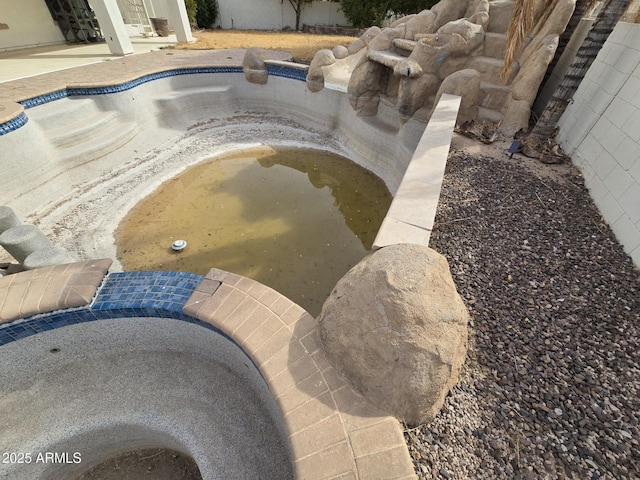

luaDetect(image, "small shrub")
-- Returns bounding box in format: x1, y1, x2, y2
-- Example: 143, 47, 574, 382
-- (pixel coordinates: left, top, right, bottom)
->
184, 0, 197, 28
195, 0, 218, 29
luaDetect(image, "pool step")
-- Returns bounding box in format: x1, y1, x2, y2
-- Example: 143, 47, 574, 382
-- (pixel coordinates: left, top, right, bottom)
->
47, 111, 119, 149
28, 96, 140, 163
58, 121, 139, 164
478, 81, 511, 110
483, 32, 508, 59
465, 56, 511, 84
154, 86, 232, 114
28, 97, 102, 130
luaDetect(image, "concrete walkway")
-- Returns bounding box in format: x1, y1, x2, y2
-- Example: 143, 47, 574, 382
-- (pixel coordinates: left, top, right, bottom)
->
0, 35, 181, 83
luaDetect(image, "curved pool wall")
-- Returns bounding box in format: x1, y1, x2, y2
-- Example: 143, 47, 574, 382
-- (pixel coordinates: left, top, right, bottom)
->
0, 316, 292, 479
0, 64, 425, 267
0, 267, 294, 479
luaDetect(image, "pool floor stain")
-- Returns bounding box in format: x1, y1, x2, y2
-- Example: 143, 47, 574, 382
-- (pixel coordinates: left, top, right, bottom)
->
116, 146, 391, 316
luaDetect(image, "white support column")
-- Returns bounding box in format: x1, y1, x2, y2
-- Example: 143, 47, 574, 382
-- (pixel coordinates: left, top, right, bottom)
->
166, 0, 194, 43
88, 0, 134, 55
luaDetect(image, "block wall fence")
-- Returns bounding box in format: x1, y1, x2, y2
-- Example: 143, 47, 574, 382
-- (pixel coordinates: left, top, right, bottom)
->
558, 21, 640, 268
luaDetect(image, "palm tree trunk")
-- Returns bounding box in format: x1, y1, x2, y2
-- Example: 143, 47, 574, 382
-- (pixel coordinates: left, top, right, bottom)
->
530, 0, 631, 142
541, 0, 598, 87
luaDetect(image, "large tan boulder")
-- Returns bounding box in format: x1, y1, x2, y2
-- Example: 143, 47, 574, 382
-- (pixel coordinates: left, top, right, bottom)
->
306, 49, 336, 92
348, 57, 386, 116
437, 19, 484, 55
398, 73, 440, 121
368, 26, 406, 51
432, 0, 470, 29
318, 244, 469, 425
332, 45, 349, 60
242, 47, 269, 85
404, 10, 438, 38
347, 26, 382, 55
465, 0, 490, 28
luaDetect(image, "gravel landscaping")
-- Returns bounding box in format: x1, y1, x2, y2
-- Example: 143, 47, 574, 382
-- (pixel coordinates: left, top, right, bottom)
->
405, 140, 639, 479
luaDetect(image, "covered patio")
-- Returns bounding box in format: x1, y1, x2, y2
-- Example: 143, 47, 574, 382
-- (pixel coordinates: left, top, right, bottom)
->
0, 0, 193, 64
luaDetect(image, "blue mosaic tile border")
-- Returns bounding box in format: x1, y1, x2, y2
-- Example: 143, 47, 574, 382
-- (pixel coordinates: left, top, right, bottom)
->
18, 89, 68, 109
267, 64, 308, 82
0, 271, 204, 346
0, 65, 307, 136
66, 66, 244, 96
0, 111, 28, 135
0, 269, 265, 378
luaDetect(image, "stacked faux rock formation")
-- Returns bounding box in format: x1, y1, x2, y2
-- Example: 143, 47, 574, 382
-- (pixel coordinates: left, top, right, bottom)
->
307, 0, 575, 134
318, 244, 469, 425
0, 206, 74, 274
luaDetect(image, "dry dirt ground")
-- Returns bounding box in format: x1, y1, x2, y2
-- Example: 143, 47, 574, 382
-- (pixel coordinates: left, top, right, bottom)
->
173, 29, 357, 62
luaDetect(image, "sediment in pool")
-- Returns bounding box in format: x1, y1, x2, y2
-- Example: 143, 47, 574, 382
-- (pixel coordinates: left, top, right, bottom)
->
116, 146, 392, 315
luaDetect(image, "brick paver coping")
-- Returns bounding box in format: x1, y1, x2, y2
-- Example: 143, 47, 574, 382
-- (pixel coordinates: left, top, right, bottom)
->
0, 261, 416, 479
0, 49, 288, 125
0, 259, 112, 323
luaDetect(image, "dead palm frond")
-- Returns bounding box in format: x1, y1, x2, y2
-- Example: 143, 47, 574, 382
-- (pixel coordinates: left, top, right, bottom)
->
501, 0, 548, 82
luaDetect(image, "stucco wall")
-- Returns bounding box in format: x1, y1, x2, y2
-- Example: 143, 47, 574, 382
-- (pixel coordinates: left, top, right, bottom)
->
0, 0, 65, 51
557, 22, 640, 267
215, 0, 349, 30
142, 0, 170, 20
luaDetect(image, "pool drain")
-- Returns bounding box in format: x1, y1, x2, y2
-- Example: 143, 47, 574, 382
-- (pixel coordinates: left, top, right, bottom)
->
171, 240, 187, 251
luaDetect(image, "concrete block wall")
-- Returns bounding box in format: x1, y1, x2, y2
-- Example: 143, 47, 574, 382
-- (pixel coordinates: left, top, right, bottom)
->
557, 22, 640, 267
214, 0, 349, 30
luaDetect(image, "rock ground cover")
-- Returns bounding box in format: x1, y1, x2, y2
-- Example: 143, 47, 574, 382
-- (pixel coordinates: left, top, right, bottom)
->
406, 137, 639, 479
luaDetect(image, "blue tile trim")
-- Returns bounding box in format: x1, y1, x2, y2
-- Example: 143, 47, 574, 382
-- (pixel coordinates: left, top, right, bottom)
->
0, 112, 28, 136
0, 271, 203, 346
18, 89, 68, 109
0, 269, 264, 380
267, 64, 308, 82
1, 65, 306, 136
66, 67, 244, 97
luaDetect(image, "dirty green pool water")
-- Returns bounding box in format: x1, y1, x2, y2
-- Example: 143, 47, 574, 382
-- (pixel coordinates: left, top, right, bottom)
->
116, 146, 392, 316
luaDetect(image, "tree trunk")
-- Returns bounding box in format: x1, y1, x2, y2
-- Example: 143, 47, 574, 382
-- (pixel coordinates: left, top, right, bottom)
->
530, 0, 631, 142
541, 0, 597, 87
288, 0, 304, 31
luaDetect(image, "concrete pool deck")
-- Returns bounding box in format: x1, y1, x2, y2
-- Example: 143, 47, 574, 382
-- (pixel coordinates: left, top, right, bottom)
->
0, 35, 183, 84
